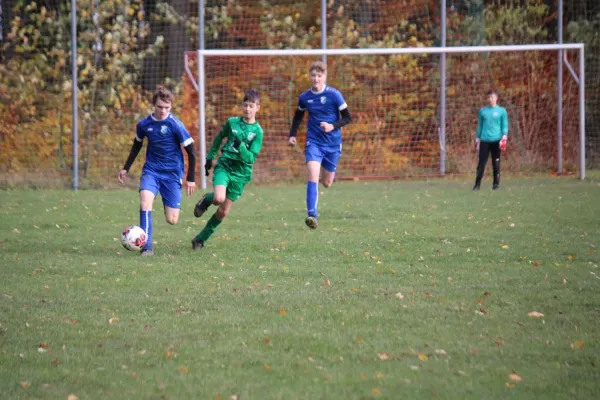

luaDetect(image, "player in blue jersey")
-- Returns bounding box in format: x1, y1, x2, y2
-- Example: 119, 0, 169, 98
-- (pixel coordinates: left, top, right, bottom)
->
473, 89, 509, 191
288, 61, 352, 229
118, 87, 197, 256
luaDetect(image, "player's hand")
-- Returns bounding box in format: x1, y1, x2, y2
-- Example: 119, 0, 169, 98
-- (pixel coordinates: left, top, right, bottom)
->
500, 136, 507, 151
320, 122, 334, 133
288, 137, 297, 146
185, 181, 196, 196
204, 159, 213, 177
474, 138, 480, 151
118, 169, 128, 184
233, 138, 241, 150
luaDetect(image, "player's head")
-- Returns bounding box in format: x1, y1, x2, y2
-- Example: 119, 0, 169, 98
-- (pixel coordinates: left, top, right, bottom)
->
242, 88, 260, 123
487, 89, 498, 107
152, 86, 174, 120
309, 61, 327, 92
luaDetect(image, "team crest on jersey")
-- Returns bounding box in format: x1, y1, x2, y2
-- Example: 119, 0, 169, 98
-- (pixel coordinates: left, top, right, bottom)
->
320, 96, 326, 104
493, 112, 499, 117
161, 125, 168, 134
248, 133, 256, 141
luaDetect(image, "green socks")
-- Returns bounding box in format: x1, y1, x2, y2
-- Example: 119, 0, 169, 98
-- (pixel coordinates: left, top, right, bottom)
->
195, 213, 222, 243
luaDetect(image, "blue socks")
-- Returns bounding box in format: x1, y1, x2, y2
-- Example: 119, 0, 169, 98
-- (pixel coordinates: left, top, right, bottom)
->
307, 181, 318, 218
140, 210, 152, 250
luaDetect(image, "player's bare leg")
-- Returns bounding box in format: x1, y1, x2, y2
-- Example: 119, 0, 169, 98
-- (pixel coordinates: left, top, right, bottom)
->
322, 170, 335, 188
139, 190, 155, 256
164, 206, 180, 225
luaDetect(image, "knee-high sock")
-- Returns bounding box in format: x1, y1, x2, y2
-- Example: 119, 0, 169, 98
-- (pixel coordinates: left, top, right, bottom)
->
307, 181, 318, 217
140, 210, 152, 250
205, 192, 215, 205
195, 213, 223, 243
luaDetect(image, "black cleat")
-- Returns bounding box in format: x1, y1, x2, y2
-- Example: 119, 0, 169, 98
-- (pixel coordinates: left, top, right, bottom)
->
191, 237, 204, 251
193, 194, 211, 218
492, 184, 499, 191
305, 216, 318, 229
139, 249, 154, 257
472, 185, 480, 191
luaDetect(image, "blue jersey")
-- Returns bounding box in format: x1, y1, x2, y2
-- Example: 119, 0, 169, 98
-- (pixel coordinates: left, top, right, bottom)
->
297, 85, 347, 147
135, 113, 193, 179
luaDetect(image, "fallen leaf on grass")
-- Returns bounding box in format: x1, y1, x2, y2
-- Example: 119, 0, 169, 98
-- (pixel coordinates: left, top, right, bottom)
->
108, 317, 120, 324
68, 395, 79, 400
376, 371, 385, 379
571, 341, 585, 349
19, 381, 30, 389
501, 244, 509, 249
528, 312, 544, 318
531, 261, 540, 268
418, 353, 428, 361
279, 309, 287, 316
505, 382, 515, 388
372, 388, 382, 396
324, 279, 331, 286
377, 353, 389, 360
509, 372, 522, 382
484, 291, 491, 296
395, 292, 404, 300
568, 254, 577, 261
178, 366, 188, 374
435, 349, 447, 355
264, 364, 272, 371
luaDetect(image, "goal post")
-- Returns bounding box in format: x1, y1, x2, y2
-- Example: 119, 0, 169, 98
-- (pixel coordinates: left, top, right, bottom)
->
184, 43, 585, 187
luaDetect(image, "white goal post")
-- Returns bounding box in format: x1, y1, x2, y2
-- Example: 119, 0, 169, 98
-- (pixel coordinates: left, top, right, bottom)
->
185, 43, 585, 188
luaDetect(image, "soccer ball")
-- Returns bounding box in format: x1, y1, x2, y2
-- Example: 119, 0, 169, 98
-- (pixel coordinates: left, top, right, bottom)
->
121, 225, 147, 251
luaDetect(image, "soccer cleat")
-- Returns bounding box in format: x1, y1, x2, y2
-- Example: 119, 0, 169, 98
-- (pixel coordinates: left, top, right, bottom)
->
193, 194, 211, 218
472, 185, 480, 191
139, 249, 154, 257
191, 237, 204, 251
305, 216, 318, 229
492, 184, 500, 191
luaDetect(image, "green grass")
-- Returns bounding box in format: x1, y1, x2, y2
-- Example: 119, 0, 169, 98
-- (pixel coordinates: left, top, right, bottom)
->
1, 178, 599, 399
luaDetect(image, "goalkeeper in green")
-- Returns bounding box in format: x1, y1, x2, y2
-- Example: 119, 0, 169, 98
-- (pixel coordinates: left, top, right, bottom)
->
191, 89, 264, 250
473, 89, 509, 191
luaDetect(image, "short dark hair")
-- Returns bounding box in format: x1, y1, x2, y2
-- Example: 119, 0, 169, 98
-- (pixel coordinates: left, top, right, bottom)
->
153, 86, 174, 105
487, 89, 498, 96
243, 88, 260, 105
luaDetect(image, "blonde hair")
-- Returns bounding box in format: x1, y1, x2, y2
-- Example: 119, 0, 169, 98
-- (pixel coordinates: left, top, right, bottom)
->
309, 61, 327, 74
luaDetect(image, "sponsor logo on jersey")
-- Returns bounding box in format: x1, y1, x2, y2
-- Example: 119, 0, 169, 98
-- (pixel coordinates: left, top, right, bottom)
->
321, 96, 326, 104
147, 128, 153, 132
307, 99, 313, 103
493, 112, 499, 118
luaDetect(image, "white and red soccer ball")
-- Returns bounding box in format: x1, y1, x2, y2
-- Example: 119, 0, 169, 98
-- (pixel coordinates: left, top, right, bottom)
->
121, 225, 147, 251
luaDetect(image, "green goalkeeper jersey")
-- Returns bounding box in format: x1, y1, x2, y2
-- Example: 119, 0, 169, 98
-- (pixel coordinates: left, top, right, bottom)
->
208, 116, 264, 181
477, 105, 509, 142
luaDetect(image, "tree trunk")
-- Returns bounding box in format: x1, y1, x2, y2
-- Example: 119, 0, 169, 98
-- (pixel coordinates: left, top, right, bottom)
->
166, 0, 190, 81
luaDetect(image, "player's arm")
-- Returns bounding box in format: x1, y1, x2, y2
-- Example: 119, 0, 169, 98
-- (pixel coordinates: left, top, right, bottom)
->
235, 130, 263, 165
333, 108, 351, 129
204, 121, 228, 176
118, 124, 144, 183
289, 109, 305, 138
501, 109, 509, 138
476, 109, 483, 139
183, 143, 196, 182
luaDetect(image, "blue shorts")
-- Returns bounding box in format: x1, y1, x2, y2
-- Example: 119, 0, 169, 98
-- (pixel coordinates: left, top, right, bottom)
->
139, 172, 182, 209
305, 142, 342, 172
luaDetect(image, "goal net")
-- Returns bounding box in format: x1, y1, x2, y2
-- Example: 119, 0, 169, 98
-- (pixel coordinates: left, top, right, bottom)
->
183, 44, 585, 185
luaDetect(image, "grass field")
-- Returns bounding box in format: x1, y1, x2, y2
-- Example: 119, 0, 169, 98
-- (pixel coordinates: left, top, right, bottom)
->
1, 178, 599, 399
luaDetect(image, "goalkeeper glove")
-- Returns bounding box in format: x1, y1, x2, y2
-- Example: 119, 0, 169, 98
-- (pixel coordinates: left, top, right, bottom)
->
500, 136, 507, 151
204, 159, 213, 176
233, 138, 241, 150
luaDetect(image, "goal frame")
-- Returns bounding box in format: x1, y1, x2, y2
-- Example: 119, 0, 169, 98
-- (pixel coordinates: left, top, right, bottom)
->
185, 43, 585, 188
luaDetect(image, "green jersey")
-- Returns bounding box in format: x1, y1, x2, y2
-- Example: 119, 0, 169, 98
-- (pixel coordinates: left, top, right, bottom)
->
477, 106, 508, 142
207, 116, 264, 181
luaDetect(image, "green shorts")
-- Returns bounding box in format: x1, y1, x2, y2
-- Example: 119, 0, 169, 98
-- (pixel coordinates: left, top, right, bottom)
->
212, 164, 248, 202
